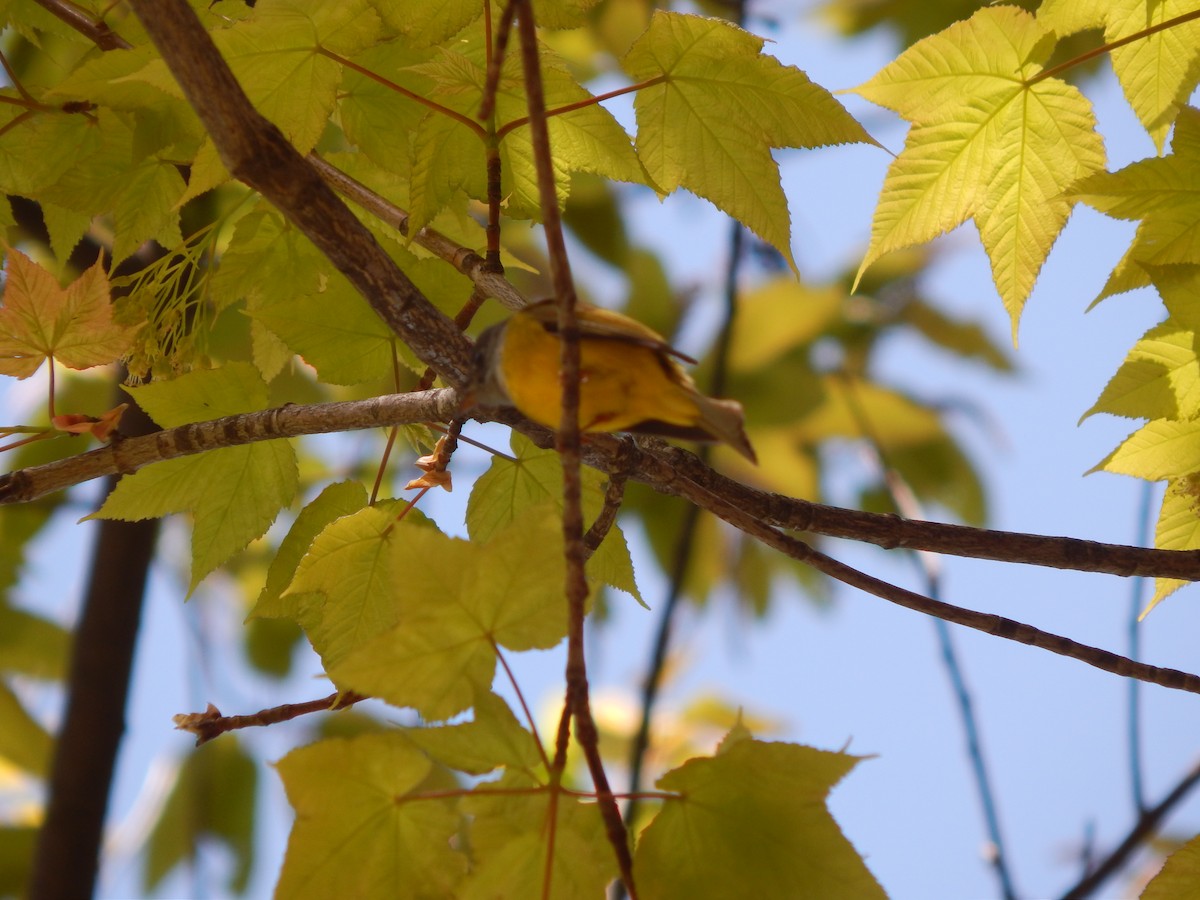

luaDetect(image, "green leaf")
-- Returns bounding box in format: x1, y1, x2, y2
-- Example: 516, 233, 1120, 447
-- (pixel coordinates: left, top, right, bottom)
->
275, 732, 466, 900
1093, 419, 1200, 481
111, 158, 186, 266
143, 740, 257, 895
853, 7, 1105, 336
0, 603, 69, 680
404, 690, 544, 776
281, 504, 404, 665
330, 509, 570, 719
1083, 320, 1200, 422
1070, 107, 1200, 300
375, 0, 482, 47
0, 682, 51, 776
213, 0, 382, 155
634, 738, 883, 900
251, 480, 368, 620
460, 773, 617, 900
249, 274, 407, 385
210, 208, 324, 313
467, 434, 641, 603
0, 108, 100, 197
624, 11, 873, 273
339, 41, 436, 172
92, 364, 299, 590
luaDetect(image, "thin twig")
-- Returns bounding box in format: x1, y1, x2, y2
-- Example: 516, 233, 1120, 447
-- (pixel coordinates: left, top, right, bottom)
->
1059, 758, 1200, 899
513, 2, 635, 896
31, 0, 131, 50
1030, 9, 1200, 86
173, 692, 366, 746
624, 222, 746, 857
307, 154, 527, 311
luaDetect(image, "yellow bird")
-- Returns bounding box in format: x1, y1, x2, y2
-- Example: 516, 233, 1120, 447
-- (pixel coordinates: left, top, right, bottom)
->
467, 299, 756, 462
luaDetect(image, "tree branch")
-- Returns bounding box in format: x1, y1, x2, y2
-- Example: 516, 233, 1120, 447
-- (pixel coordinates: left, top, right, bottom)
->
126, 0, 472, 385
173, 692, 366, 747
1059, 757, 1200, 898
31, 0, 131, 50
0, 389, 459, 505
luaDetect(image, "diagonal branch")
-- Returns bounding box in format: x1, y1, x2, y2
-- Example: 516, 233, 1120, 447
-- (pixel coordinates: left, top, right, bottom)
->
126, 0, 472, 385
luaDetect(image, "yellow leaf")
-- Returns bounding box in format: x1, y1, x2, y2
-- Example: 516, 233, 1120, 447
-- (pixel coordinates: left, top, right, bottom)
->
853, 7, 1105, 338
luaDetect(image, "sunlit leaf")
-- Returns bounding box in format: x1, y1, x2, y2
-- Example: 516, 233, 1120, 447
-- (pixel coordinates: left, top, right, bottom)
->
634, 737, 883, 899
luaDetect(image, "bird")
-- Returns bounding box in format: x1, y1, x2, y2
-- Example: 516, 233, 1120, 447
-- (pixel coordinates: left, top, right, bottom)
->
465, 299, 756, 462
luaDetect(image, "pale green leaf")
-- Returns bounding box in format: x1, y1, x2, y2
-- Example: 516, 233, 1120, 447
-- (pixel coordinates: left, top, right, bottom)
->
283, 505, 403, 667
339, 41, 435, 172
404, 691, 543, 776
111, 158, 185, 266
460, 772, 616, 900
212, 0, 381, 155
1037, 0, 1107, 36
853, 6, 1105, 335
634, 738, 883, 900
39, 203, 92, 268
375, 0, 482, 47
250, 274, 405, 385
331, 510, 572, 719
0, 109, 100, 197
462, 507, 569, 652
275, 733, 466, 900
251, 480, 368, 620
624, 12, 873, 272
467, 434, 641, 602
210, 207, 326, 314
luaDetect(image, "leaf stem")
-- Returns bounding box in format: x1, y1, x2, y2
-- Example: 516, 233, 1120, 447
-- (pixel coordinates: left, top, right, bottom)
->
496, 75, 668, 140
1029, 9, 1200, 86
318, 47, 487, 138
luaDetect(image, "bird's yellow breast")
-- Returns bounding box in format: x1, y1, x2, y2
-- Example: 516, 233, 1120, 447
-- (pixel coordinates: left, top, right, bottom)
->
498, 310, 701, 433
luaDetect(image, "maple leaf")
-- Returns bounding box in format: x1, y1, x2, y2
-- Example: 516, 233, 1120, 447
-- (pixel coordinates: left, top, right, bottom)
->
1070, 107, 1200, 301
1040, 0, 1200, 153
275, 733, 466, 899
633, 736, 884, 899
623, 11, 875, 274
0, 250, 133, 379
852, 7, 1106, 337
